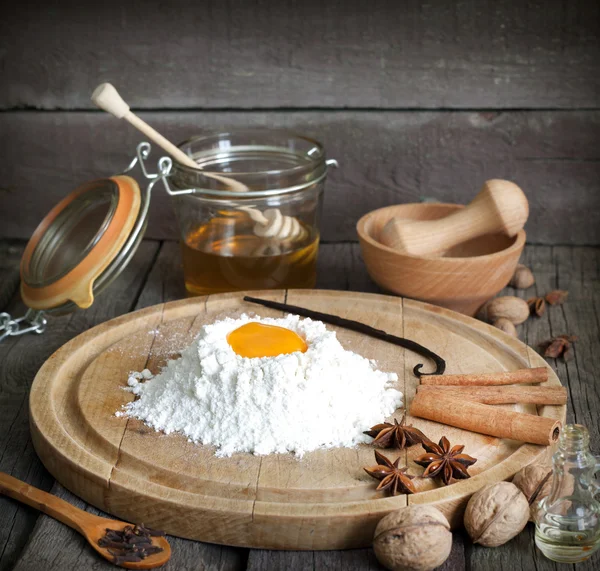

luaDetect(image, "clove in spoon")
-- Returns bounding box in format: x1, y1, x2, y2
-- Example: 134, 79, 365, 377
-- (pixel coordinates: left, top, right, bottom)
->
0, 471, 171, 569
91, 83, 303, 240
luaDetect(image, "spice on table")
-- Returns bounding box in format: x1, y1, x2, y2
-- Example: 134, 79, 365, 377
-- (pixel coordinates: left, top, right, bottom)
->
98, 523, 165, 565
512, 464, 553, 521
477, 296, 530, 325
364, 450, 417, 495
363, 414, 429, 449
373, 506, 452, 571
492, 317, 518, 337
513, 464, 553, 505
527, 296, 546, 317
545, 290, 569, 305
509, 264, 535, 289
542, 334, 577, 360
464, 482, 529, 547
414, 436, 477, 486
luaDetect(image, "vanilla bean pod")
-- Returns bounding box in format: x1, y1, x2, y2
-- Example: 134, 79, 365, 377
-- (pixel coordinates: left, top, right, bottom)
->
243, 296, 446, 377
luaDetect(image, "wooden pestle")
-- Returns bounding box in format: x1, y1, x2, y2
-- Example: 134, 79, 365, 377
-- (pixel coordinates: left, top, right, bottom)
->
379, 179, 529, 257
91, 83, 304, 242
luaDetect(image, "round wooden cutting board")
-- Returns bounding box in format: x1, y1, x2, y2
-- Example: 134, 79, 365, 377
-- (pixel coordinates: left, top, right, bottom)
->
29, 290, 564, 550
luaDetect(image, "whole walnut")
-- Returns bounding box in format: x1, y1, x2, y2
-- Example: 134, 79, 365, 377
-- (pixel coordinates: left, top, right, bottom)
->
477, 297, 530, 325
512, 464, 553, 521
373, 505, 452, 571
493, 317, 518, 337
464, 482, 529, 547
510, 264, 535, 289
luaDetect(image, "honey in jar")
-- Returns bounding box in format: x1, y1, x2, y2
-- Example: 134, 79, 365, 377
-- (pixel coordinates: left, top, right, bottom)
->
169, 130, 337, 296
181, 215, 318, 295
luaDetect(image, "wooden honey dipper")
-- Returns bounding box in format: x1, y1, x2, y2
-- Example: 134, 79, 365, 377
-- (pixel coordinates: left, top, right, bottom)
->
379, 179, 528, 256
91, 83, 304, 242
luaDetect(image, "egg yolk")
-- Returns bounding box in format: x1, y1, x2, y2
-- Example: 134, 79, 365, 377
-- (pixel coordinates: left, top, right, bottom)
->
227, 322, 308, 358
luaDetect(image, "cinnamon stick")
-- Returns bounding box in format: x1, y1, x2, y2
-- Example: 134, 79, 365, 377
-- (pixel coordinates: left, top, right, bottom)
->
419, 367, 548, 386
416, 385, 567, 405
410, 391, 561, 446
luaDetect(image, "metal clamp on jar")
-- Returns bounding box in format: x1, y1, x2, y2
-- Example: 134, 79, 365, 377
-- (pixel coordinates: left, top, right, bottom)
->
2, 132, 337, 341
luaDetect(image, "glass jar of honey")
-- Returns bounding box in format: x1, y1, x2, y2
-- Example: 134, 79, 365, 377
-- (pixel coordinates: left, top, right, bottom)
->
167, 130, 337, 296
3, 132, 336, 342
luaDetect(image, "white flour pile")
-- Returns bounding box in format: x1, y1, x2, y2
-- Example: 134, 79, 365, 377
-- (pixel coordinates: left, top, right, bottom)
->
117, 314, 403, 457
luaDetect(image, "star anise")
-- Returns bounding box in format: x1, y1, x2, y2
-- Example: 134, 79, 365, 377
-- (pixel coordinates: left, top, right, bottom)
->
541, 334, 578, 361
545, 290, 569, 306
527, 296, 546, 317
363, 415, 429, 449
414, 436, 477, 486
364, 450, 417, 495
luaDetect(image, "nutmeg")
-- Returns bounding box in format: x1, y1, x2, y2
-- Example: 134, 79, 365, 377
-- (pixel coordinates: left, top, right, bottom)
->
477, 296, 530, 325
373, 505, 452, 571
464, 481, 529, 547
510, 264, 535, 289
493, 317, 518, 337
512, 464, 553, 521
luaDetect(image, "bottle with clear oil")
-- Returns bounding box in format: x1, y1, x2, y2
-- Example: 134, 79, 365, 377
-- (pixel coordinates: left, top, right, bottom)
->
534, 424, 600, 563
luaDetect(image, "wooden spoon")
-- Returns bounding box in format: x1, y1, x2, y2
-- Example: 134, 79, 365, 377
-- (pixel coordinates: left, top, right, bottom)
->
0, 472, 171, 569
91, 82, 248, 192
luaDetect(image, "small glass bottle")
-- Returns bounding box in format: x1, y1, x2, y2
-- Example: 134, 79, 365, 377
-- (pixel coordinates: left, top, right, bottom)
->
535, 424, 600, 563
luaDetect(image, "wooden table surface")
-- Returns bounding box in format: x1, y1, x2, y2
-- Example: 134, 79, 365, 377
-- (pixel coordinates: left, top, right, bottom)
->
1, 239, 598, 571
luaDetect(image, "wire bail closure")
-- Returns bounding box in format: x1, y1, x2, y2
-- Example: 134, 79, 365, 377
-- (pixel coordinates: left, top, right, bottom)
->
127, 141, 339, 198
0, 309, 47, 342
121, 141, 194, 197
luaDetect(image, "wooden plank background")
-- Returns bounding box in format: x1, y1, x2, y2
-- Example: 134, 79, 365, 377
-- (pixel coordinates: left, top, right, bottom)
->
0, 0, 600, 244
1, 0, 599, 110
0, 3, 598, 568
0, 0, 599, 244
1, 110, 599, 243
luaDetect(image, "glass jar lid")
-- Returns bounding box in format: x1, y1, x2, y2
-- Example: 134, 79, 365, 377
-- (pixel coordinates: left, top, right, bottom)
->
20, 175, 143, 312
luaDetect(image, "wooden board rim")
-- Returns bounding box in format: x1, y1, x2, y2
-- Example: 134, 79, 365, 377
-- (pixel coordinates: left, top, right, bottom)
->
29, 289, 565, 549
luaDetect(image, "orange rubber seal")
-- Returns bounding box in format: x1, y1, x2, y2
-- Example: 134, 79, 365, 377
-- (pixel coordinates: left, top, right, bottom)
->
20, 175, 141, 310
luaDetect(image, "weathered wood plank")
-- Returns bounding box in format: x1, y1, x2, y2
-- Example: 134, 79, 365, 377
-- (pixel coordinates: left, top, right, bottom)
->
553, 247, 600, 453
0, 241, 24, 312
246, 550, 314, 571
316, 243, 381, 294
0, 241, 160, 571
465, 245, 600, 571
247, 533, 466, 570
135, 241, 187, 308
1, 111, 599, 244
1, 0, 599, 109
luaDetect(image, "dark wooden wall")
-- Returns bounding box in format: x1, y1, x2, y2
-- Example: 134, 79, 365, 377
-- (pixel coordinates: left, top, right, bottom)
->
1, 0, 599, 243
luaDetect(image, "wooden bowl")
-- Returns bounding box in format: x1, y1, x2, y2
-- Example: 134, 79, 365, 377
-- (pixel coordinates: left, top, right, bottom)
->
357, 203, 526, 316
